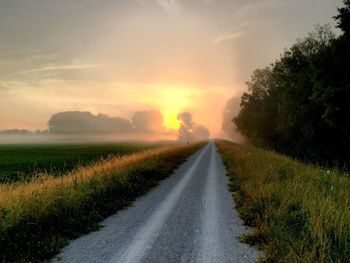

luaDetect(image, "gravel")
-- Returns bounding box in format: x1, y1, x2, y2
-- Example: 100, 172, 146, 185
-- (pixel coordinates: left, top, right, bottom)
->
54, 141, 259, 263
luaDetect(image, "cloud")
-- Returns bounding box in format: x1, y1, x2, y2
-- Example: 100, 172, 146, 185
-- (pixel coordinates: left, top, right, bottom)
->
213, 31, 242, 44
156, 0, 179, 11
48, 111, 134, 134
213, 20, 274, 45
15, 63, 107, 76
212, 22, 252, 45
132, 109, 165, 133
0, 47, 38, 56
237, 1, 296, 17
177, 112, 210, 141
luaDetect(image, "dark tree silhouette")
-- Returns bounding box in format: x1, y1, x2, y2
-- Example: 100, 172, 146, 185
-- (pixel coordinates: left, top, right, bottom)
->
234, 0, 350, 168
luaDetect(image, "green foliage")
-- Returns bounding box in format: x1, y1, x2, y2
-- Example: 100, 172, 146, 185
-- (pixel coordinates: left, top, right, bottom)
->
235, 67, 277, 146
235, 1, 350, 168
216, 140, 350, 262
335, 0, 350, 35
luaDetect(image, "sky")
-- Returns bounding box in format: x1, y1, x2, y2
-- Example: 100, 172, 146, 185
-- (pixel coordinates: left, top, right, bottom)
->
0, 0, 343, 138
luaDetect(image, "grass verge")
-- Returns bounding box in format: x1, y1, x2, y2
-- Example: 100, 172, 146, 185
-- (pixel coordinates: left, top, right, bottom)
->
0, 142, 205, 262
215, 140, 350, 263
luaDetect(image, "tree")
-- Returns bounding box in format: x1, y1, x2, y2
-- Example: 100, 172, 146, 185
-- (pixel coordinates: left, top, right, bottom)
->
335, 0, 350, 36
235, 67, 277, 146
234, 22, 350, 168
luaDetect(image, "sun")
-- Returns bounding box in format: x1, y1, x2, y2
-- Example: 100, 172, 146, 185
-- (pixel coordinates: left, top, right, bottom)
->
164, 115, 181, 130
140, 83, 197, 131
157, 85, 195, 130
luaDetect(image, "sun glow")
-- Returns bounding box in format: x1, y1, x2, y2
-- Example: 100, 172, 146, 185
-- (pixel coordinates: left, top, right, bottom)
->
154, 85, 196, 131
165, 115, 181, 131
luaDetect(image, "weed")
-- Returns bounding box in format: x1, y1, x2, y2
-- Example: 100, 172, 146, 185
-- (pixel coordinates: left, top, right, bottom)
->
216, 140, 350, 263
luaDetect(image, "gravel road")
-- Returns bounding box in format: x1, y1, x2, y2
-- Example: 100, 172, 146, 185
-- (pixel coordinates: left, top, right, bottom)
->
54, 141, 259, 263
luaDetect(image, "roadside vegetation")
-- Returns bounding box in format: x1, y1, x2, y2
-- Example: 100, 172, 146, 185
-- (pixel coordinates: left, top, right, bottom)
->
234, 1, 350, 169
216, 140, 350, 263
0, 142, 205, 262
0, 143, 157, 182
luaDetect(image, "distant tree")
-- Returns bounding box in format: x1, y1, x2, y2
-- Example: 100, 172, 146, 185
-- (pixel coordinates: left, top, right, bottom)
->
177, 112, 210, 142
0, 129, 32, 135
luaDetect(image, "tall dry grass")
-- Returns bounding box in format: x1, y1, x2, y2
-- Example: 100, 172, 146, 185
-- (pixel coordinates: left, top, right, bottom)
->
216, 140, 350, 263
0, 142, 205, 262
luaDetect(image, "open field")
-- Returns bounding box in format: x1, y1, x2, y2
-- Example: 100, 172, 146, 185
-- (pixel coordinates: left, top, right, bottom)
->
0, 142, 205, 262
216, 140, 350, 263
0, 143, 158, 182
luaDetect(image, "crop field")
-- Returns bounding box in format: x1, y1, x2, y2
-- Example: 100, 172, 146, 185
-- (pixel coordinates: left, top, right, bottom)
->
0, 143, 158, 182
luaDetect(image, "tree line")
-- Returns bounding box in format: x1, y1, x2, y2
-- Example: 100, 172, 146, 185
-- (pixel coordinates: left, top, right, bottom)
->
235, 0, 350, 169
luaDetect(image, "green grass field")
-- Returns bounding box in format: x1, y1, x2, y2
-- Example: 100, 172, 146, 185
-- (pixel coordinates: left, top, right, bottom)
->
216, 140, 350, 263
0, 143, 157, 182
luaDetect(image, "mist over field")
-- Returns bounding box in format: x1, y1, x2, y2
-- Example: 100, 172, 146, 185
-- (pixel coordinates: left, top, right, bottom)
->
0, 0, 342, 143
221, 97, 246, 144
0, 109, 210, 143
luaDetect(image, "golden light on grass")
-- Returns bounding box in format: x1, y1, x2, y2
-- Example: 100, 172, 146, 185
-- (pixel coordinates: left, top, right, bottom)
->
0, 146, 171, 204
0, 143, 204, 218
0, 142, 206, 262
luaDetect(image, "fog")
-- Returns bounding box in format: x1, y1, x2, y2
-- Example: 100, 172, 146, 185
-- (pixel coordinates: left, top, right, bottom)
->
177, 112, 210, 142
221, 97, 246, 144
48, 111, 134, 134
132, 110, 166, 134
0, 0, 342, 139
0, 109, 210, 144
